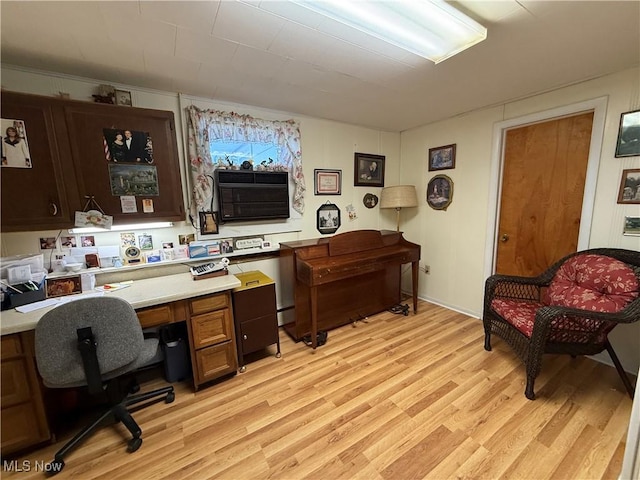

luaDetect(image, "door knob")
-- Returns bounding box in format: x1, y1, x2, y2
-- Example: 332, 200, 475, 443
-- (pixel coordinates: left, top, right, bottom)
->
500, 234, 509, 243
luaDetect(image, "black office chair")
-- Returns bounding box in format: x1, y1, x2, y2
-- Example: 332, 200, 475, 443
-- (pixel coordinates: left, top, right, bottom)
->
35, 297, 175, 475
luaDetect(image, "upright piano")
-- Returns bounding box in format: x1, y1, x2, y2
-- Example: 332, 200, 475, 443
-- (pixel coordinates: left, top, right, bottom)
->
279, 230, 420, 348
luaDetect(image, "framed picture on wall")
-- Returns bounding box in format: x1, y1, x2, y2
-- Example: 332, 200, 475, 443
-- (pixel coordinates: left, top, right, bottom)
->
354, 152, 385, 187
428, 144, 456, 171
426, 174, 454, 210
316, 202, 341, 234
314, 169, 341, 195
617, 169, 640, 204
615, 110, 640, 157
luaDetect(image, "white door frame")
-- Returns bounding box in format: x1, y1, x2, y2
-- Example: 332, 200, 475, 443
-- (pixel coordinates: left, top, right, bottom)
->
483, 96, 608, 280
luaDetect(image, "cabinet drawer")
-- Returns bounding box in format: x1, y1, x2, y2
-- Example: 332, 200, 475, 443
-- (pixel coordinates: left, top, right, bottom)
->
1, 335, 23, 359
137, 305, 173, 328
233, 284, 276, 322
137, 301, 187, 328
191, 309, 233, 349
240, 314, 279, 354
190, 293, 229, 316
1, 357, 31, 406
194, 342, 237, 383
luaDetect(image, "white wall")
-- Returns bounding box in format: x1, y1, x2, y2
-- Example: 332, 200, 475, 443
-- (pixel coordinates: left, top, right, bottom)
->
0, 65, 399, 315
401, 67, 640, 372
1, 65, 638, 372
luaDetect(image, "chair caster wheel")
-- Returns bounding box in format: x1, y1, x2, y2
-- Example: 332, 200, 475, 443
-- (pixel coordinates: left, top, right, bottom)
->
127, 437, 142, 452
45, 459, 65, 476
165, 392, 175, 403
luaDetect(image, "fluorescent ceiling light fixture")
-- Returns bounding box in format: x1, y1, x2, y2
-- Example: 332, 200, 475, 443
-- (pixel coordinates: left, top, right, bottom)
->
290, 0, 487, 63
68, 222, 174, 234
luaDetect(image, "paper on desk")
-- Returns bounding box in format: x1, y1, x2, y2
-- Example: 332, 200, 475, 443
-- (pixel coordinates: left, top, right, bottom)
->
13, 292, 107, 313
15, 298, 59, 313
95, 281, 133, 293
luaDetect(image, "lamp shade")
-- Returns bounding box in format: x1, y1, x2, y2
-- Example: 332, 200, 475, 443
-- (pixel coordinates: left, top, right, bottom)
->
380, 185, 418, 209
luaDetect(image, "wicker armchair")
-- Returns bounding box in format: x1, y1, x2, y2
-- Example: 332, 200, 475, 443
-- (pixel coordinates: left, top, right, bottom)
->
483, 248, 640, 400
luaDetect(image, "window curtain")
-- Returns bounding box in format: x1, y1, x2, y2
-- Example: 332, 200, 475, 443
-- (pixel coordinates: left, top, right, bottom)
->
186, 106, 305, 219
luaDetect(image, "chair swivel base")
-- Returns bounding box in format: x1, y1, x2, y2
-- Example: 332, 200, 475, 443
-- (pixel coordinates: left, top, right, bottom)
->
45, 385, 175, 477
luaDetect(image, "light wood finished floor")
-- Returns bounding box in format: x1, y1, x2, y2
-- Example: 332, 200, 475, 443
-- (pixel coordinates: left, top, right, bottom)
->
5, 300, 634, 479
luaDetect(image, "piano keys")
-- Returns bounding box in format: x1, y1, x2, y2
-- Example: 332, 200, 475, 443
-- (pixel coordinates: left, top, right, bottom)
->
279, 230, 420, 348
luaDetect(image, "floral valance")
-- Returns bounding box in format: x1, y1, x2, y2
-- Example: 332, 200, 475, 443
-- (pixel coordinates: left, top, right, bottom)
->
186, 106, 305, 218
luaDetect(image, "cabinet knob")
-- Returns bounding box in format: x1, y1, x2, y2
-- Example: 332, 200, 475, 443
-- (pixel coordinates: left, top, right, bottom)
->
49, 203, 58, 216
243, 334, 248, 340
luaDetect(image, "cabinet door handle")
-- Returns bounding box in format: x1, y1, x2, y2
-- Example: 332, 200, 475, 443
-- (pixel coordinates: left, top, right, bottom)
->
243, 334, 248, 340
49, 203, 58, 216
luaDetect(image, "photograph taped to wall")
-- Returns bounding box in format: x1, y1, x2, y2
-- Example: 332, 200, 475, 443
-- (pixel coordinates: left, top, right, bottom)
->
109, 164, 159, 196
103, 128, 154, 164
1, 118, 32, 168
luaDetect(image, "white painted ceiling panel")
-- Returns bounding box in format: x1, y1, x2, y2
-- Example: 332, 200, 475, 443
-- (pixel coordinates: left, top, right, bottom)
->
1, 0, 638, 132
139, 0, 220, 33
212, 1, 285, 50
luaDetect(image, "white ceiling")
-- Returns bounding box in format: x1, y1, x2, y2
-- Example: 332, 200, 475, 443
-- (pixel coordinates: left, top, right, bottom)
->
1, 1, 639, 132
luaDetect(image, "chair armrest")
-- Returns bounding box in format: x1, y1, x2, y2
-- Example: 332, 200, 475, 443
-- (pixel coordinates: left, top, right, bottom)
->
528, 297, 640, 353
484, 273, 548, 303
534, 297, 640, 327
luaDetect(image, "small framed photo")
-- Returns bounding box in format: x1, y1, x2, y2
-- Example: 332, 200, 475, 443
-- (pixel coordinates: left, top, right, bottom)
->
115, 89, 132, 106
427, 174, 454, 211
138, 234, 153, 250
46, 276, 82, 298
199, 211, 219, 235
615, 110, 640, 157
354, 153, 385, 187
317, 202, 341, 234
617, 169, 640, 204
623, 216, 640, 236
428, 144, 456, 171
314, 169, 342, 195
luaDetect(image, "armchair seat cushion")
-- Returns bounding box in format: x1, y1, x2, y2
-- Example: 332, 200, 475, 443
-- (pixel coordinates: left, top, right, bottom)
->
491, 299, 540, 337
490, 298, 613, 343
546, 254, 639, 312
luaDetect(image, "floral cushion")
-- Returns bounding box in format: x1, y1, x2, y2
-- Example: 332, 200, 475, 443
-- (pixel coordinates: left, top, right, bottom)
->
547, 254, 639, 312
491, 299, 540, 337
491, 298, 614, 343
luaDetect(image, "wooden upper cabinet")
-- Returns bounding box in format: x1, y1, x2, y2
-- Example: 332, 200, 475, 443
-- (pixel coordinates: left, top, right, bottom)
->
0, 92, 80, 231
0, 91, 185, 232
63, 102, 184, 224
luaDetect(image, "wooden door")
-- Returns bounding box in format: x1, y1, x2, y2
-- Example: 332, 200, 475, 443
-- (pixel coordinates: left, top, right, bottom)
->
495, 112, 594, 276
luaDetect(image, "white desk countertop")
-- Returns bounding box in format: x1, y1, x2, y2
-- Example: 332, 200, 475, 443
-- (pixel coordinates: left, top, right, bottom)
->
0, 272, 241, 336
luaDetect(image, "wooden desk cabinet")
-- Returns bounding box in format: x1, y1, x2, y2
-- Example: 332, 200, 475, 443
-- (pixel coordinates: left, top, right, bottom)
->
1, 332, 51, 455
187, 292, 237, 389
0, 289, 237, 455
232, 271, 280, 372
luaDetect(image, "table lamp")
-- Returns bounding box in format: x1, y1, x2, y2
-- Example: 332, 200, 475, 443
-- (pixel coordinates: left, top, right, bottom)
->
380, 185, 418, 231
